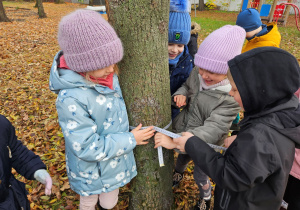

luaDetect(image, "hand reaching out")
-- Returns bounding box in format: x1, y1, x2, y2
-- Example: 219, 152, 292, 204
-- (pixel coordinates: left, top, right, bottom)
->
131, 124, 155, 145
154, 132, 177, 149
34, 169, 52, 195
173, 132, 194, 153
174, 95, 186, 108
224, 135, 237, 148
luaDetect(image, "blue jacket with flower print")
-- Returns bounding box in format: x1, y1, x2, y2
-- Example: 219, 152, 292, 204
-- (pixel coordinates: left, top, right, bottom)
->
49, 51, 137, 196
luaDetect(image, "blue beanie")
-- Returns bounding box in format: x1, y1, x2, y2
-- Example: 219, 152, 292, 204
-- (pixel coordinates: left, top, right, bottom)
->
236, 8, 262, 32
169, 0, 191, 45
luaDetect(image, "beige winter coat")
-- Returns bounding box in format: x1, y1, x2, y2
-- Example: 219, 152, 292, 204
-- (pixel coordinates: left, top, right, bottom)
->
172, 67, 240, 145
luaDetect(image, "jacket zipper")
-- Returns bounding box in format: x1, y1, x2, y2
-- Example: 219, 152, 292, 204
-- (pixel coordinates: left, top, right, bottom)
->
9, 184, 25, 210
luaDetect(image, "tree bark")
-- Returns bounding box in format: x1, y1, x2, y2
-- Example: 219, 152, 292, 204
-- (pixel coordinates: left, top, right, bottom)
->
107, 0, 174, 209
37, 0, 46, 18
0, 0, 10, 22
198, 0, 205, 11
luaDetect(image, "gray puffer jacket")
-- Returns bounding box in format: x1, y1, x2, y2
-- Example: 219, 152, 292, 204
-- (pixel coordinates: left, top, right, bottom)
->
172, 67, 240, 145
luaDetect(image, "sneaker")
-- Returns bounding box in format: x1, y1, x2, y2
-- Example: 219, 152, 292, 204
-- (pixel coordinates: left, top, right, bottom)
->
172, 171, 183, 187
194, 198, 211, 210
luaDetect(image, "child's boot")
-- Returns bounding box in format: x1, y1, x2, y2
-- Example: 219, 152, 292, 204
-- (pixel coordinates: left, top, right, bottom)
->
172, 170, 183, 187
193, 197, 211, 210
194, 180, 212, 210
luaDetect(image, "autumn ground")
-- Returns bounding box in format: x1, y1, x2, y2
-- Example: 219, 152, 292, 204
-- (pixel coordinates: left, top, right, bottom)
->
0, 2, 300, 210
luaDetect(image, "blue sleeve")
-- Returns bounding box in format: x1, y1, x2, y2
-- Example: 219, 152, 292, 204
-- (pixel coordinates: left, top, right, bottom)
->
56, 97, 136, 162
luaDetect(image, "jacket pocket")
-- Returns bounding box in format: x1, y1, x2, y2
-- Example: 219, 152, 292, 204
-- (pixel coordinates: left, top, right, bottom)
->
219, 189, 231, 210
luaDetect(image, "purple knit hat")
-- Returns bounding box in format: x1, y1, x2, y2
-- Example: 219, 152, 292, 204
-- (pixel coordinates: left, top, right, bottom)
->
58, 9, 123, 72
194, 25, 246, 74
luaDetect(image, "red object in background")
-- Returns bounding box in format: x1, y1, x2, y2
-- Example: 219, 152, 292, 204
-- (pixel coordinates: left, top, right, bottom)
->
273, 4, 285, 20
250, 0, 260, 9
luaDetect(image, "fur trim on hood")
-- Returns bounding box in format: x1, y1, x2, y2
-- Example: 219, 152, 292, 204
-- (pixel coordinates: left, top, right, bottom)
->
191, 22, 201, 35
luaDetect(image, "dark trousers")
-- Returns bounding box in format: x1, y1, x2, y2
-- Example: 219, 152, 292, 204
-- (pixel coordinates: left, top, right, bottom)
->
283, 175, 300, 210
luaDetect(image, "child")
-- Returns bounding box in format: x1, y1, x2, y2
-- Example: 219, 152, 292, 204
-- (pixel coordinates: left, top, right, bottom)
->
231, 8, 281, 141
282, 89, 300, 210
155, 25, 245, 209
169, 0, 194, 119
236, 8, 281, 53
170, 47, 300, 210
49, 10, 154, 209
0, 114, 52, 209
188, 21, 201, 59
284, 148, 300, 210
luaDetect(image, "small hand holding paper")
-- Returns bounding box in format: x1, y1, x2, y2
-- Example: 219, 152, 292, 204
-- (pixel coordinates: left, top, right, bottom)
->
34, 169, 52, 195
173, 132, 194, 153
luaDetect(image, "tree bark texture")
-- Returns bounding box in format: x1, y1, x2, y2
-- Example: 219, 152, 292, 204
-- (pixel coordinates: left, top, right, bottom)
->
0, 0, 10, 22
107, 1, 174, 209
198, 0, 205, 11
37, 0, 46, 18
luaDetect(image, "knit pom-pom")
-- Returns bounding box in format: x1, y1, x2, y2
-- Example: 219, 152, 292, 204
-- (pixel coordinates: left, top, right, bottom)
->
170, 0, 189, 12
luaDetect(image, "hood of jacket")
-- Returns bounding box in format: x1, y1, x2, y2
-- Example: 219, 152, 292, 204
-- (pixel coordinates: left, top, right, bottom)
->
242, 23, 281, 53
228, 47, 300, 115
191, 22, 201, 35
49, 51, 117, 94
229, 47, 300, 146
49, 51, 88, 94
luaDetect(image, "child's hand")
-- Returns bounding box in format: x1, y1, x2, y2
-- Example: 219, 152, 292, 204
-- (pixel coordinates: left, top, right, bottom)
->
154, 132, 176, 149
174, 95, 187, 107
224, 135, 237, 148
131, 124, 155, 145
173, 132, 194, 153
34, 169, 52, 195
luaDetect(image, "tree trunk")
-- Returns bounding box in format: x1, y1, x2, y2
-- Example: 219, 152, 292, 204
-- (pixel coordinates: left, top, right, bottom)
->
106, 0, 174, 209
37, 0, 46, 18
0, 0, 10, 22
198, 0, 205, 11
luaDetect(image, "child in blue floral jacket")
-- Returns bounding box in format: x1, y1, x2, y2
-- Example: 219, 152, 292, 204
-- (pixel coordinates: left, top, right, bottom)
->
49, 10, 154, 209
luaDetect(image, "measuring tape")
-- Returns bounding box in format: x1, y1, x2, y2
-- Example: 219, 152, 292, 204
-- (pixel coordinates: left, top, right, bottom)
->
130, 122, 227, 167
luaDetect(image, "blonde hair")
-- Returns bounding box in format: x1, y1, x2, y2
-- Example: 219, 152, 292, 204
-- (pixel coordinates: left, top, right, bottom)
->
227, 69, 233, 82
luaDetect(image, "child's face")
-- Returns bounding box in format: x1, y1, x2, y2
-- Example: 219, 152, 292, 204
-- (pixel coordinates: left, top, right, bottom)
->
199, 68, 227, 86
89, 64, 115, 79
229, 79, 244, 110
168, 43, 184, 59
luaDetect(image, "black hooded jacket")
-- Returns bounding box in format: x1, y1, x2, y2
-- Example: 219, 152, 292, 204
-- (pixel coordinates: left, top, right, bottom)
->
185, 47, 300, 210
0, 115, 46, 209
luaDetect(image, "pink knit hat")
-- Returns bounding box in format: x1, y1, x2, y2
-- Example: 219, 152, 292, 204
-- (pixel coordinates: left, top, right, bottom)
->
58, 9, 123, 72
194, 25, 246, 74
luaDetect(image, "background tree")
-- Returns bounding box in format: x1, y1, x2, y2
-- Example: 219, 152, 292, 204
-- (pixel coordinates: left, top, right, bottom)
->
35, 0, 46, 18
198, 0, 205, 11
106, 0, 174, 209
0, 0, 10, 22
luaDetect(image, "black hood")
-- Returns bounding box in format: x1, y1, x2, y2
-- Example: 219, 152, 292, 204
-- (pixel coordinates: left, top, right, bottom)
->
228, 47, 300, 115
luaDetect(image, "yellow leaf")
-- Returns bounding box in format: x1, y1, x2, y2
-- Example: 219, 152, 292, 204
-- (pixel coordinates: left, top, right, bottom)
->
49, 198, 57, 204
